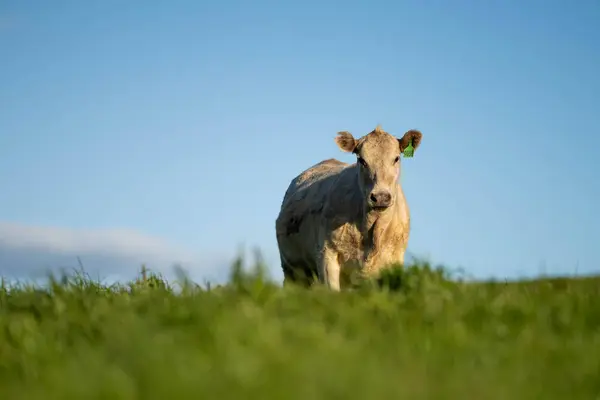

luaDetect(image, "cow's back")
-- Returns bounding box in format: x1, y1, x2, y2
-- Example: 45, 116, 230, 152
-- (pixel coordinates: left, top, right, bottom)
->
276, 158, 348, 275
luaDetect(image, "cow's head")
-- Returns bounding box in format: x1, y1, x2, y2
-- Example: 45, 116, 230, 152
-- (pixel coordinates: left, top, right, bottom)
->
335, 125, 422, 211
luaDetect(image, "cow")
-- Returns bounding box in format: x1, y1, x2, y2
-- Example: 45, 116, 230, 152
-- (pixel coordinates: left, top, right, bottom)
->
275, 125, 422, 290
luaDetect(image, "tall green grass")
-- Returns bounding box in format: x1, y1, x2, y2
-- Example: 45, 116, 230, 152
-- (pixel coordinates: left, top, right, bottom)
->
0, 258, 599, 399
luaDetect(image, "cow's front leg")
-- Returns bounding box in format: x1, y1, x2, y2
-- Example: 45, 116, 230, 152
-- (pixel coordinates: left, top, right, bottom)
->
319, 246, 341, 291
395, 250, 405, 267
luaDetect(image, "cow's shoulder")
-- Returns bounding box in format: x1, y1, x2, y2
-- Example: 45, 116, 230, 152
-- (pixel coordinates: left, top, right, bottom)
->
322, 166, 362, 227
276, 159, 349, 236
293, 158, 346, 187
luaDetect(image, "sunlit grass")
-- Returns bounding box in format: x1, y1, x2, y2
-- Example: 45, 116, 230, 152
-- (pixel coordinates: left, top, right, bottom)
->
0, 257, 599, 399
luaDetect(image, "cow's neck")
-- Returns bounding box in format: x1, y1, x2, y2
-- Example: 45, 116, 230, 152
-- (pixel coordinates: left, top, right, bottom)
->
361, 195, 398, 264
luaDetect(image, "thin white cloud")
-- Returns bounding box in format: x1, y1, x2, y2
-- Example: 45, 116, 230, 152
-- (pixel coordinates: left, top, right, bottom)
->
0, 222, 191, 262
0, 222, 233, 284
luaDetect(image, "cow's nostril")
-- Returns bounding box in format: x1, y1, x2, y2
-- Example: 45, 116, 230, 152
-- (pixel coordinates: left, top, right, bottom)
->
370, 193, 377, 203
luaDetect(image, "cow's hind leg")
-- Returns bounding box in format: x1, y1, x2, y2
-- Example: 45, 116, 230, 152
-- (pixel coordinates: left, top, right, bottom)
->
281, 257, 314, 288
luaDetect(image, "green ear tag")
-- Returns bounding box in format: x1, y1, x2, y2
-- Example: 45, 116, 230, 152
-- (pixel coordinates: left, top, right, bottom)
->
403, 140, 414, 158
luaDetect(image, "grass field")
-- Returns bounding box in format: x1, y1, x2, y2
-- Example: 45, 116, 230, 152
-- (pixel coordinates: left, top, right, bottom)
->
1, 257, 599, 399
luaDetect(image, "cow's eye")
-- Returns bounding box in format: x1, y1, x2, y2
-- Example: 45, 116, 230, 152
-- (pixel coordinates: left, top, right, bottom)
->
394, 156, 400, 164
357, 157, 367, 167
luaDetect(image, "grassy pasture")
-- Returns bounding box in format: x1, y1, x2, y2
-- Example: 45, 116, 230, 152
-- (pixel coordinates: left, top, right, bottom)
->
0, 258, 599, 399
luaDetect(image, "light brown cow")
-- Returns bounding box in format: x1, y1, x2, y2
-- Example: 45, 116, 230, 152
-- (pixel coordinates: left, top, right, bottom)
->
275, 125, 422, 290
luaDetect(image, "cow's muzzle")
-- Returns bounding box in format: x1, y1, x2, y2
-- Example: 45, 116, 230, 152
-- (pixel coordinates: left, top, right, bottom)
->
368, 191, 392, 210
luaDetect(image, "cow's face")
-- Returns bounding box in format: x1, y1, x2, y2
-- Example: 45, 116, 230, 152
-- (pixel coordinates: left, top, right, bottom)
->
335, 125, 422, 211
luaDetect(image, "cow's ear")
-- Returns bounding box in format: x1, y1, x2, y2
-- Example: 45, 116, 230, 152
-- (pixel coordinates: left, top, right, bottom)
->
398, 129, 423, 153
335, 131, 357, 153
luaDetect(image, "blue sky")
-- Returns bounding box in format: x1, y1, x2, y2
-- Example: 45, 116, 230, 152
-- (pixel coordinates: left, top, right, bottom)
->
1, 0, 599, 283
